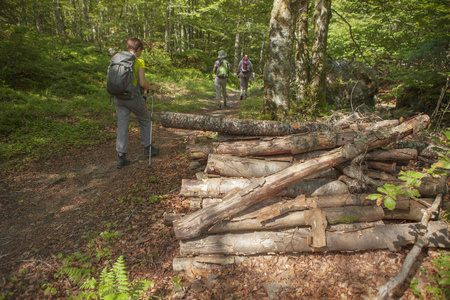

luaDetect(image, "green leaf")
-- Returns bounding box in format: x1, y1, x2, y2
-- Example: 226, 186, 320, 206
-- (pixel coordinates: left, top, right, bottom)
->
366, 194, 382, 200
384, 197, 396, 210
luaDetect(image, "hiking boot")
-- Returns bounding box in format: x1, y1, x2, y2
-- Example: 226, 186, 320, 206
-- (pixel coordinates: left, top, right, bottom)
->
144, 146, 160, 157
223, 98, 227, 107
116, 154, 131, 169
240, 94, 243, 100
244, 93, 248, 98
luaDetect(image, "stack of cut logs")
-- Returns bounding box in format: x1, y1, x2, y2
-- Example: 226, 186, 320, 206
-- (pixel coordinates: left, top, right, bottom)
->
160, 112, 450, 271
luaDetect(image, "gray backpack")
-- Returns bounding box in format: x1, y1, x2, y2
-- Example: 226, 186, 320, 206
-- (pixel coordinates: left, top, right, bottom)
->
106, 51, 140, 100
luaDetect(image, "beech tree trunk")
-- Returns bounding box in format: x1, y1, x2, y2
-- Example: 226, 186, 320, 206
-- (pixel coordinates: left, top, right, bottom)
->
309, 0, 331, 111
263, 0, 302, 119
173, 115, 430, 240
160, 112, 336, 137
295, 0, 310, 105
179, 221, 450, 255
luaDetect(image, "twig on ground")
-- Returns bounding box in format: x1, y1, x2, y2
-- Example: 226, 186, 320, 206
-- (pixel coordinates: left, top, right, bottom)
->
375, 193, 443, 300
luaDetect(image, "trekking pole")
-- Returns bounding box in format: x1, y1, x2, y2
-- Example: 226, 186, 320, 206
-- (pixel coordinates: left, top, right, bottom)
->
149, 89, 154, 168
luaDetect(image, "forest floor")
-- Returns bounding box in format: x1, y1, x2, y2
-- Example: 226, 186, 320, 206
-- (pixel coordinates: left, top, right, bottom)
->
0, 90, 448, 299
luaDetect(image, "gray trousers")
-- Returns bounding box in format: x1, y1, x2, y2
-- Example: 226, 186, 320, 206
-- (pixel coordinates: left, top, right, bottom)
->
239, 72, 252, 93
115, 95, 150, 155
214, 76, 228, 100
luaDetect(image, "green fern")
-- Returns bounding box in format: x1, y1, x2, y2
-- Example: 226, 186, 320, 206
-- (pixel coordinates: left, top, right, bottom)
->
79, 255, 154, 300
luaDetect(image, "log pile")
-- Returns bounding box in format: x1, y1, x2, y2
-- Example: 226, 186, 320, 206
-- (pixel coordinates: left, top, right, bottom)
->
160, 113, 449, 271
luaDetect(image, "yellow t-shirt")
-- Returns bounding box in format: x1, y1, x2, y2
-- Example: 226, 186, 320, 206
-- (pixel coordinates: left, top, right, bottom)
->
133, 58, 145, 86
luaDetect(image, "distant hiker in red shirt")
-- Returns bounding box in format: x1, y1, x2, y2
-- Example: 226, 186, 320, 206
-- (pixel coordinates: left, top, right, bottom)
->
213, 50, 231, 109
237, 55, 253, 100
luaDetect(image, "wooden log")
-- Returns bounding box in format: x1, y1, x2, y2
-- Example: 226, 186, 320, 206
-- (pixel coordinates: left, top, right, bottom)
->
366, 169, 399, 181
174, 115, 431, 240
383, 200, 429, 221
197, 193, 406, 221
205, 154, 291, 177
180, 177, 335, 198
306, 209, 328, 248
366, 161, 397, 173
173, 255, 247, 271
349, 119, 400, 131
160, 111, 337, 136
338, 175, 367, 193
208, 206, 385, 234
204, 154, 340, 178
342, 166, 447, 197
187, 131, 358, 160
310, 180, 349, 196
366, 148, 418, 161
180, 221, 450, 255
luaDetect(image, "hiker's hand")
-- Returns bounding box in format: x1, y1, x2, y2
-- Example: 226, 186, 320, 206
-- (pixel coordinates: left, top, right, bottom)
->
149, 83, 158, 91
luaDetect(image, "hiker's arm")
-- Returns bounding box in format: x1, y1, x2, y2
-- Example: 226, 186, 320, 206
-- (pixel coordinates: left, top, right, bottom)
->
138, 68, 157, 91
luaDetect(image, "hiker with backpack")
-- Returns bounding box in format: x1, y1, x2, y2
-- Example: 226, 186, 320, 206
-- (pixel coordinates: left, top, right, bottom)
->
106, 37, 159, 169
213, 50, 231, 109
237, 55, 253, 100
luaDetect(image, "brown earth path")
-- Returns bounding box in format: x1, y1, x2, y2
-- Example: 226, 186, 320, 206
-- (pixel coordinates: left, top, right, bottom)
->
0, 91, 446, 299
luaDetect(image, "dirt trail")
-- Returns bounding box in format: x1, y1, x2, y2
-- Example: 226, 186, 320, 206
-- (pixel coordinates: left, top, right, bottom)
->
0, 92, 444, 299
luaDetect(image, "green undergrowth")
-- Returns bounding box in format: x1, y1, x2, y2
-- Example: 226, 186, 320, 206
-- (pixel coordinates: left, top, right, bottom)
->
0, 28, 239, 170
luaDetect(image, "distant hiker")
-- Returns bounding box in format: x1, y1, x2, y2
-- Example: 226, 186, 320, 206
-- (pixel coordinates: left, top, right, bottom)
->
213, 50, 231, 109
110, 37, 159, 169
237, 55, 253, 100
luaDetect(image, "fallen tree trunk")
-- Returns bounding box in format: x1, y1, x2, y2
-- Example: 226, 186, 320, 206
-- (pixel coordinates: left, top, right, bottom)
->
187, 131, 356, 160
160, 111, 338, 136
173, 114, 430, 240
179, 221, 450, 255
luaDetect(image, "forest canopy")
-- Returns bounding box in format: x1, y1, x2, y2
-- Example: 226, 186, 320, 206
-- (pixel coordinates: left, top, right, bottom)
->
0, 0, 449, 118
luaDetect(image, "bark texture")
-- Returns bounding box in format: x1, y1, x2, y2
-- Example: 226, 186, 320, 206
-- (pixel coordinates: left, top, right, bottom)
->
263, 0, 302, 119
160, 111, 336, 137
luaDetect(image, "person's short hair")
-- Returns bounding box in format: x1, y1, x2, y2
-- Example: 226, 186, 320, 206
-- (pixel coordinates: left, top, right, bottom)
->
127, 38, 144, 52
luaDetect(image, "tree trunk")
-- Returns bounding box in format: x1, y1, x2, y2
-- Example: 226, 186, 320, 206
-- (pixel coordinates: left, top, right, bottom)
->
233, 0, 243, 72
53, 0, 66, 37
173, 114, 430, 240
295, 0, 310, 105
309, 0, 331, 112
179, 221, 450, 255
32, 2, 42, 34
263, 0, 302, 119
160, 111, 337, 137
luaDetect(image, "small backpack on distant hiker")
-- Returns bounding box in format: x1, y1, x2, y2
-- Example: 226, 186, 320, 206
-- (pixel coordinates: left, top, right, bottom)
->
217, 59, 229, 78
240, 56, 251, 73
106, 51, 140, 100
